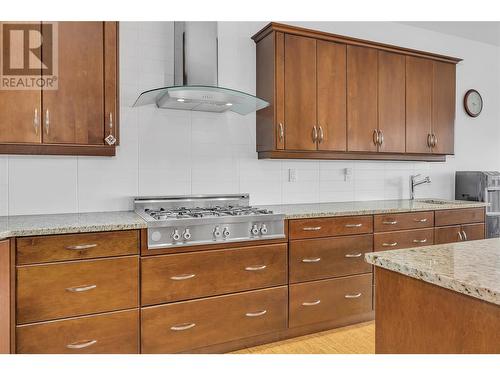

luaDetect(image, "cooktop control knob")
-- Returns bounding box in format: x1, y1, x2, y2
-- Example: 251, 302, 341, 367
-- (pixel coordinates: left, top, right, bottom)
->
251, 224, 259, 235
172, 229, 181, 241
260, 224, 268, 235
183, 229, 191, 240
222, 227, 230, 238
213, 226, 222, 238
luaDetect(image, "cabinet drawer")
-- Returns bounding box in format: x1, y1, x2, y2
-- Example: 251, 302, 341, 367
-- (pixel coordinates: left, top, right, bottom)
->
141, 286, 288, 353
374, 211, 433, 232
374, 228, 434, 251
17, 309, 139, 354
289, 216, 373, 239
289, 274, 372, 328
289, 234, 372, 283
141, 244, 287, 306
17, 230, 139, 265
435, 223, 485, 245
434, 208, 484, 227
17, 256, 139, 324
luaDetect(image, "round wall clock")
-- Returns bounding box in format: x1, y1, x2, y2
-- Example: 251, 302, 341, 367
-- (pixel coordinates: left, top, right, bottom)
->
464, 89, 483, 117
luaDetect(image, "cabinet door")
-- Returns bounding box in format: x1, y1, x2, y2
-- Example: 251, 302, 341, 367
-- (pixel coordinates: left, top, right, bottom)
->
378, 51, 405, 153
406, 56, 432, 154
0, 22, 42, 144
42, 22, 105, 145
461, 223, 485, 241
284, 34, 317, 151
432, 61, 455, 155
317, 41, 346, 151
434, 225, 463, 244
347, 46, 378, 152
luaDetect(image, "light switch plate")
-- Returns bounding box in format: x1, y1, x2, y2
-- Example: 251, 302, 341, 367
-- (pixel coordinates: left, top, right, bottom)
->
289, 168, 297, 183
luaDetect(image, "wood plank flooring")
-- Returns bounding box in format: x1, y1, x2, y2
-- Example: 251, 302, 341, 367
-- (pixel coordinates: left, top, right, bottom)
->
232, 321, 375, 354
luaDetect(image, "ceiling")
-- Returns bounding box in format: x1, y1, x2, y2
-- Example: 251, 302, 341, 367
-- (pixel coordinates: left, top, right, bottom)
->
399, 22, 500, 46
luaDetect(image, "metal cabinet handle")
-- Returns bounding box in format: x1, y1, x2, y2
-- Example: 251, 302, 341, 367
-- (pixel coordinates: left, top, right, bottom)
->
382, 242, 398, 247
427, 134, 432, 148
345, 223, 363, 228
458, 231, 464, 241
66, 339, 97, 349
45, 109, 50, 135
412, 239, 428, 244
170, 323, 196, 331
302, 257, 321, 263
245, 310, 267, 317
312, 126, 318, 142
278, 122, 284, 142
345, 253, 363, 258
170, 274, 196, 281
432, 134, 438, 147
318, 125, 324, 143
245, 265, 267, 271
414, 218, 428, 223
378, 130, 384, 146
302, 300, 321, 306
302, 226, 322, 231
65, 244, 97, 251
66, 285, 97, 293
33, 108, 39, 135
462, 230, 468, 241
373, 129, 379, 145
345, 293, 362, 299
382, 220, 398, 225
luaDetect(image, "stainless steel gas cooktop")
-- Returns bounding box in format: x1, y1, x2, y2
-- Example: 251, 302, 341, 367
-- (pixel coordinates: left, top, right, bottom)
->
134, 194, 285, 249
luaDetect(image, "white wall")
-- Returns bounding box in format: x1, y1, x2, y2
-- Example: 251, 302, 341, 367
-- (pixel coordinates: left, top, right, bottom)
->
0, 21, 499, 215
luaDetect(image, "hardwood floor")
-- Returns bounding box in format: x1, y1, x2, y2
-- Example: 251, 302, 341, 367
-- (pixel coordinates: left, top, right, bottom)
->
232, 321, 375, 354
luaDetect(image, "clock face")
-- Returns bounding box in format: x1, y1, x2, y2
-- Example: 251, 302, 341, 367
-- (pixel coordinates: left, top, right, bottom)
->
465, 89, 483, 117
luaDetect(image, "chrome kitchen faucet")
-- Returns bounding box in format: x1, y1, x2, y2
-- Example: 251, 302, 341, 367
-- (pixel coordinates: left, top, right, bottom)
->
410, 174, 431, 200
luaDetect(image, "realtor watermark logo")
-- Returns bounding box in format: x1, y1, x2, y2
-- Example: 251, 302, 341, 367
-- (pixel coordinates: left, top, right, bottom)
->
0, 22, 58, 90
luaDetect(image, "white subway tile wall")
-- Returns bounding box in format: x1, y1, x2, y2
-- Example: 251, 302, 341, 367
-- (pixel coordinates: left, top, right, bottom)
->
0, 21, 498, 215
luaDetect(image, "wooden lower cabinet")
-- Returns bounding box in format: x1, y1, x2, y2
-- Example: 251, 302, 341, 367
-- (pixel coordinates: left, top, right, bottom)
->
435, 223, 485, 244
16, 309, 139, 354
141, 287, 288, 353
289, 274, 372, 328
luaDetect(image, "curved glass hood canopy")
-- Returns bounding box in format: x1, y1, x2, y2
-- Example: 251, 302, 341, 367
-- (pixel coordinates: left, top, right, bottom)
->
132, 22, 269, 115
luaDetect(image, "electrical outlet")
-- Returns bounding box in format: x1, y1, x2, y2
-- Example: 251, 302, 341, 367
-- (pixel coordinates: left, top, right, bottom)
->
289, 168, 298, 182
344, 168, 352, 182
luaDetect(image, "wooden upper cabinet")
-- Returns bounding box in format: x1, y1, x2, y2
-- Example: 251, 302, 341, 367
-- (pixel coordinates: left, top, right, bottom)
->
347, 46, 378, 152
284, 34, 317, 151
317, 41, 346, 151
378, 51, 405, 153
406, 56, 433, 154
432, 61, 455, 155
0, 21, 118, 156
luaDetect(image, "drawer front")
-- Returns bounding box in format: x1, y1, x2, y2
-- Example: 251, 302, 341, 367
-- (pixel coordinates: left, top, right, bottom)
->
141, 286, 288, 353
374, 228, 434, 251
17, 256, 139, 324
462, 223, 485, 241
374, 211, 433, 232
434, 225, 462, 244
289, 234, 372, 283
141, 244, 287, 306
17, 230, 139, 265
289, 216, 373, 239
289, 274, 372, 328
17, 309, 139, 354
434, 208, 484, 227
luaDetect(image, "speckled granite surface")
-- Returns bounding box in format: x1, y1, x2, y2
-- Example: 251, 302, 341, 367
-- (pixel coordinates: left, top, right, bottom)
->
0, 211, 147, 240
365, 239, 500, 306
261, 199, 488, 219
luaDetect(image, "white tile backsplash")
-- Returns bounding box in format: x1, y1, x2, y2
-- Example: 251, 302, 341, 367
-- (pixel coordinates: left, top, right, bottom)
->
0, 21, 498, 215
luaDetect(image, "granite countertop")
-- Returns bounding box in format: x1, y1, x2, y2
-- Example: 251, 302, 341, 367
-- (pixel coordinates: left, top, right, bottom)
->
261, 199, 488, 219
0, 211, 147, 240
365, 238, 500, 306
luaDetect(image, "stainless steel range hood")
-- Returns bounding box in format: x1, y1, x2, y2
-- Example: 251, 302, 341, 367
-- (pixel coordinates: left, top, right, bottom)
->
133, 22, 269, 115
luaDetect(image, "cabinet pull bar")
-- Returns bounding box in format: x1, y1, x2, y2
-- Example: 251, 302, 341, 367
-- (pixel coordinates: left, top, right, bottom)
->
302, 257, 321, 263
170, 323, 196, 331
427, 134, 432, 148
412, 239, 428, 244
65, 244, 98, 250
45, 109, 50, 135
432, 134, 438, 147
66, 339, 97, 349
458, 231, 464, 241
170, 274, 196, 281
382, 242, 398, 247
378, 130, 384, 146
245, 265, 267, 271
278, 122, 284, 142
345, 253, 363, 258
66, 285, 97, 293
33, 108, 39, 135
414, 218, 428, 223
302, 300, 321, 306
302, 226, 322, 231
382, 220, 398, 225
373, 129, 379, 146
345, 223, 363, 228
462, 230, 467, 241
312, 126, 318, 142
345, 293, 362, 299
318, 125, 324, 143
245, 310, 267, 317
